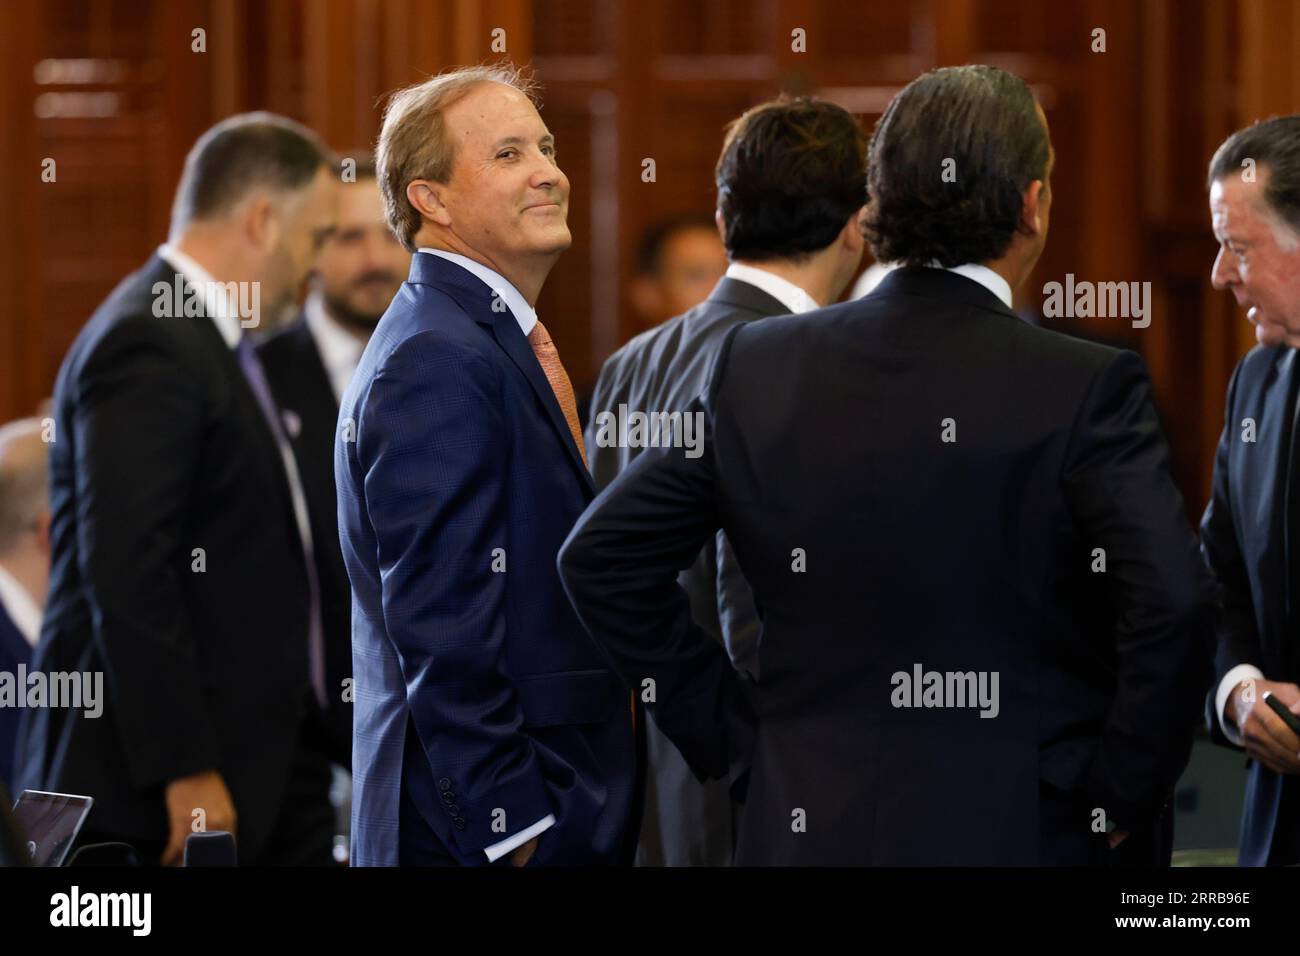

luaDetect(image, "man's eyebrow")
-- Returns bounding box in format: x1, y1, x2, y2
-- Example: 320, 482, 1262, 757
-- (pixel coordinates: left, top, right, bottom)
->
489, 133, 555, 151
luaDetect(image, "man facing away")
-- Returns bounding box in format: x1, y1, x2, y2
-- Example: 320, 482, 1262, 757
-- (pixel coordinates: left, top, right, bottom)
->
18, 113, 340, 865
560, 65, 1215, 866
1200, 115, 1300, 866
339, 65, 637, 867
586, 96, 867, 865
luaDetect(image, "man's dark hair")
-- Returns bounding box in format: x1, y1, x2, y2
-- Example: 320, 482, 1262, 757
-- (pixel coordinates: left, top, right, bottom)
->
715, 96, 867, 262
1208, 115, 1300, 235
635, 214, 718, 276
865, 65, 1049, 267
170, 112, 332, 235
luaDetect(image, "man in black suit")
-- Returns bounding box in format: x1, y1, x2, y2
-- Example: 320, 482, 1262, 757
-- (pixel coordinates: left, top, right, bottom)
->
0, 419, 50, 794
1200, 115, 1300, 866
586, 97, 867, 865
560, 65, 1215, 866
259, 153, 411, 768
17, 113, 339, 865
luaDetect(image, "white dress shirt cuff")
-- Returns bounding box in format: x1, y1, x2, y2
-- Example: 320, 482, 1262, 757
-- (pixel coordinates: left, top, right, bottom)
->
1216, 664, 1266, 747
483, 813, 555, 863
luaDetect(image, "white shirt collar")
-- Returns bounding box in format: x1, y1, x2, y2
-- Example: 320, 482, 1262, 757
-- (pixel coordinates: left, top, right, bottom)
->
0, 564, 41, 648
157, 244, 243, 349
303, 291, 366, 403
725, 262, 820, 314
417, 248, 537, 337
943, 263, 1013, 309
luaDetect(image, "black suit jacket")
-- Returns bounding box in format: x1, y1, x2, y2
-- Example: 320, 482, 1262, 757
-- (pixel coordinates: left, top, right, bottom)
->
561, 266, 1216, 865
16, 254, 312, 863
585, 277, 781, 865
1201, 344, 1300, 866
258, 317, 354, 766
0, 600, 32, 793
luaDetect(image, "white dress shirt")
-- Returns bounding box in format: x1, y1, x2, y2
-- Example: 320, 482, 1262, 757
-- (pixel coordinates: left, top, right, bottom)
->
944, 263, 1014, 308
415, 247, 556, 862
303, 291, 366, 403
0, 564, 41, 648
417, 248, 537, 337
724, 262, 820, 314
157, 244, 243, 348
1215, 664, 1265, 747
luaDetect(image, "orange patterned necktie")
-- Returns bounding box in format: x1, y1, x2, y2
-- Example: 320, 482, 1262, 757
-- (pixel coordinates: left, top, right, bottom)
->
527, 320, 588, 468
528, 320, 635, 730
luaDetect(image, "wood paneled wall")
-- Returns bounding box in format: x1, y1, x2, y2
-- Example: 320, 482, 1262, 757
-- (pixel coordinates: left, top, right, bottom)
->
0, 0, 1294, 514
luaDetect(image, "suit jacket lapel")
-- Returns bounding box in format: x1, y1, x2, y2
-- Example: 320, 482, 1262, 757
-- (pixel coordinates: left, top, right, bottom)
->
411, 253, 596, 495
1237, 347, 1291, 657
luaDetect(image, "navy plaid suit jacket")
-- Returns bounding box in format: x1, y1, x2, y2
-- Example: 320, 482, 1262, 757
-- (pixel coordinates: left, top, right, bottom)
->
337, 252, 636, 866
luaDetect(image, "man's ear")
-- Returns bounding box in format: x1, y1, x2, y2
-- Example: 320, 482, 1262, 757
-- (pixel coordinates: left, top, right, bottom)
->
244, 194, 279, 254
408, 180, 453, 228
843, 204, 868, 252
1019, 180, 1044, 237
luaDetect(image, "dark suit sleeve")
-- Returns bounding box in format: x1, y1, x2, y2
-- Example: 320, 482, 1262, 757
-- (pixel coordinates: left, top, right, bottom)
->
357, 332, 552, 856
559, 332, 755, 791
715, 530, 761, 680
71, 318, 220, 789
1061, 350, 1216, 829
1199, 358, 1264, 745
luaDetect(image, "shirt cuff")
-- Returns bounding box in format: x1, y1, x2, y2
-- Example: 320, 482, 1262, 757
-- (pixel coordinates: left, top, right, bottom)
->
1216, 664, 1266, 747
483, 813, 555, 863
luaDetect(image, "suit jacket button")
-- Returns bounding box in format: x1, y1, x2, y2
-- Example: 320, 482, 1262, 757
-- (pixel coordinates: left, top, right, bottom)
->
453, 817, 466, 830
441, 790, 455, 803
447, 805, 460, 815
438, 778, 452, 791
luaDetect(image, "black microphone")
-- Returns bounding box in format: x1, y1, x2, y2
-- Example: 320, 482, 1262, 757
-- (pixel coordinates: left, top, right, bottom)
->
184, 830, 237, 866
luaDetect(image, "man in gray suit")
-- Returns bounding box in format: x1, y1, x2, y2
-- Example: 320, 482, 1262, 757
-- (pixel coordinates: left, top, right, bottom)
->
585, 96, 868, 865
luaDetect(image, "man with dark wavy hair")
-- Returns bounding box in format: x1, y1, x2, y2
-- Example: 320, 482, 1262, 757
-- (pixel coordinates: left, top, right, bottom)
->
560, 64, 1214, 865
586, 96, 867, 866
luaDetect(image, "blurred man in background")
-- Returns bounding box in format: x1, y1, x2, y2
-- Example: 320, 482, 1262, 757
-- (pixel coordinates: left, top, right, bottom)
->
17, 113, 339, 865
0, 418, 50, 794
629, 215, 728, 329
585, 96, 867, 865
260, 151, 410, 773
1200, 115, 1300, 866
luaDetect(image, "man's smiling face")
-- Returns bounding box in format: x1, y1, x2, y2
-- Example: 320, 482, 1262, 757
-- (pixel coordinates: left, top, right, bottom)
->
436, 82, 571, 272
1210, 168, 1300, 347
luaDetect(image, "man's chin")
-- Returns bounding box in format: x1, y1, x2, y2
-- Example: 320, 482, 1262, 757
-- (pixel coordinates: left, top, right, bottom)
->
1252, 315, 1300, 349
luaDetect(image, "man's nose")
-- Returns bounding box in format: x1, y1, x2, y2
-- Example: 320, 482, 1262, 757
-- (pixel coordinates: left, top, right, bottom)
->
1210, 247, 1235, 290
